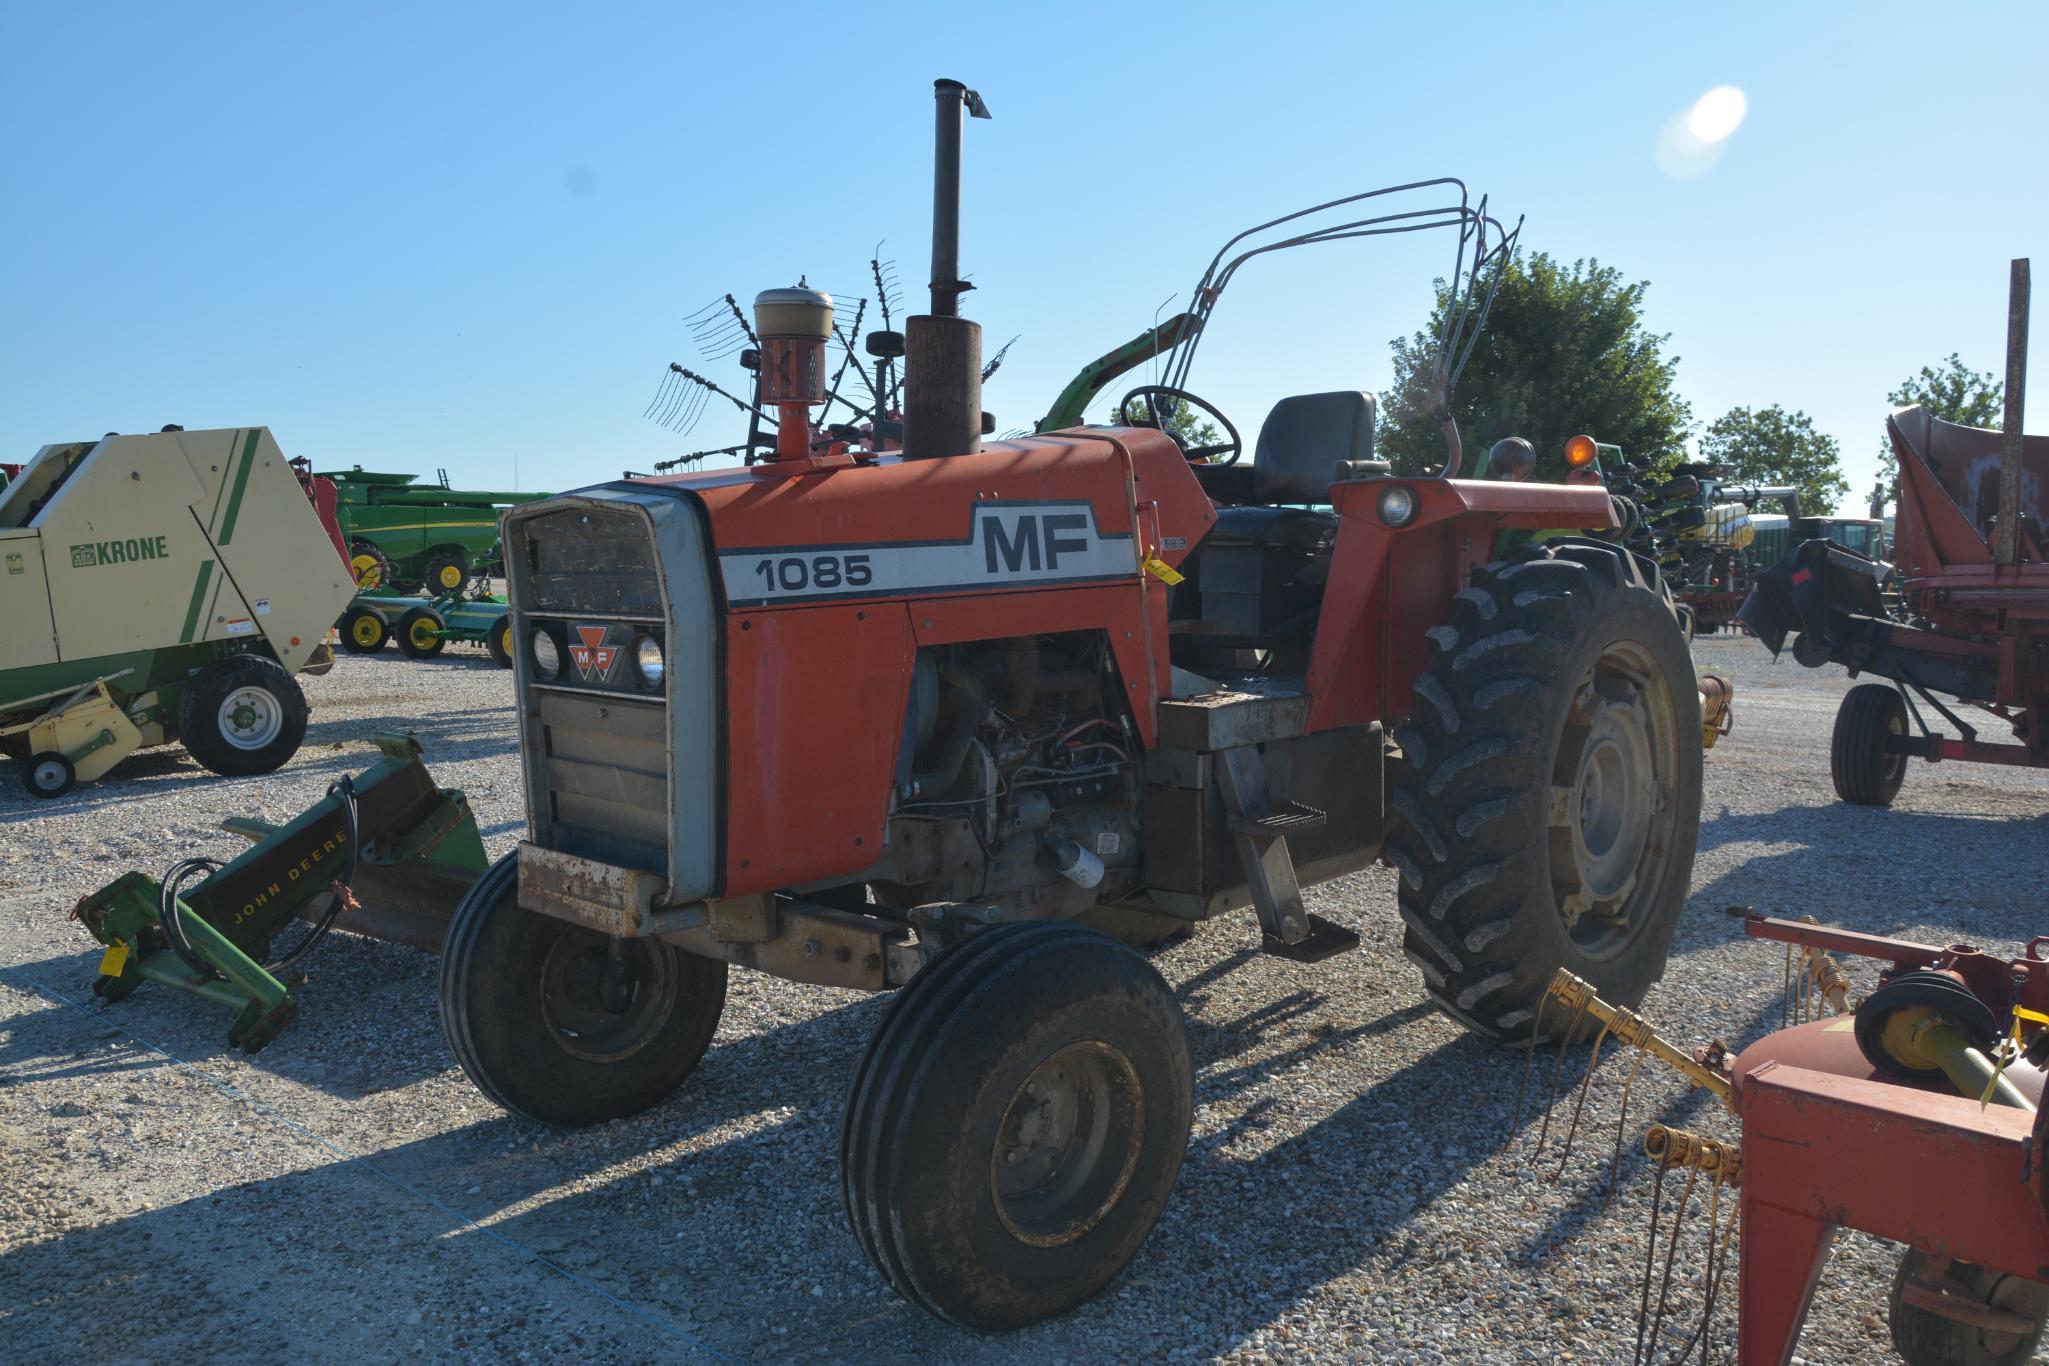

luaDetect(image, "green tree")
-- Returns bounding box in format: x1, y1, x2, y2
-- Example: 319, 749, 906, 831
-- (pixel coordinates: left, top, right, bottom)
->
1698, 405, 1849, 513
1380, 253, 1693, 476
1878, 353, 2003, 493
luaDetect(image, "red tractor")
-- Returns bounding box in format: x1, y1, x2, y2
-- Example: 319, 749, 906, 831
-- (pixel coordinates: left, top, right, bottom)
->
439, 80, 1704, 1329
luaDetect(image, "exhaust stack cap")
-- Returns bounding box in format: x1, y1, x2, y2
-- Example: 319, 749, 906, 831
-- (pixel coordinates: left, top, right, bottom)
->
754, 287, 834, 340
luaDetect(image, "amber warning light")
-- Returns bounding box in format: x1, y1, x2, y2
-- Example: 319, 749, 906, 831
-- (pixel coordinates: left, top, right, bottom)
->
1564, 434, 1599, 468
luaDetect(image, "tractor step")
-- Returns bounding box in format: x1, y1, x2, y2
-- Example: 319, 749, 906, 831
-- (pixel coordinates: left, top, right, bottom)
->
1261, 913, 1361, 963
1228, 801, 1326, 838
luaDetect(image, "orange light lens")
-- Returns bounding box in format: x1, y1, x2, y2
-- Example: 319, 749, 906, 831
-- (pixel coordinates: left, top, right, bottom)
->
1565, 435, 1598, 468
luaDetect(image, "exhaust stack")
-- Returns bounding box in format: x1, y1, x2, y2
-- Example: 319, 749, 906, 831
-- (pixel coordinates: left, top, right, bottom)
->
903, 79, 991, 460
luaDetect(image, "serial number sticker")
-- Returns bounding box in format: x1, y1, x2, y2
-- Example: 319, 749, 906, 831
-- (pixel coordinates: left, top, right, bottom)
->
1161, 536, 1187, 550
1094, 832, 1122, 856
224, 618, 257, 637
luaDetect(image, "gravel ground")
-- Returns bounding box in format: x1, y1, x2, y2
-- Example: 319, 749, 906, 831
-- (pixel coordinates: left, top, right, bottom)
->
4, 634, 2047, 1363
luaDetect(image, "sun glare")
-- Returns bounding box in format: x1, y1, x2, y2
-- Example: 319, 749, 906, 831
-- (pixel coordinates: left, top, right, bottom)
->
1686, 85, 1749, 144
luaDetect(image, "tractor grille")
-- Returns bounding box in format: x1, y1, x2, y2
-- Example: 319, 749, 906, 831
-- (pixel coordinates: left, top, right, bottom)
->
535, 690, 667, 874
506, 488, 722, 902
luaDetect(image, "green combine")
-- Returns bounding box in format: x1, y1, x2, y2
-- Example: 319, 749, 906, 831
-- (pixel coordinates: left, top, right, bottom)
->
319, 466, 549, 595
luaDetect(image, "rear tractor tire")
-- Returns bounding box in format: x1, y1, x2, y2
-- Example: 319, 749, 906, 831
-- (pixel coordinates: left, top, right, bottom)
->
396, 606, 447, 659
178, 655, 310, 777
1831, 682, 1908, 807
1387, 537, 1702, 1040
841, 920, 1193, 1331
438, 852, 728, 1126
340, 606, 389, 654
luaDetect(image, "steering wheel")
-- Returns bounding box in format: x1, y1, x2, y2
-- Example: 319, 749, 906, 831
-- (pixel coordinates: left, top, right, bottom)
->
1116, 385, 1244, 466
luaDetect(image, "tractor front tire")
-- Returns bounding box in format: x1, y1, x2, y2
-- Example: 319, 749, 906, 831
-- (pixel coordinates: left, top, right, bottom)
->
1387, 538, 1702, 1040
178, 656, 310, 777
1831, 682, 1908, 807
485, 617, 515, 669
397, 607, 447, 659
423, 552, 471, 597
341, 606, 389, 653
841, 920, 1192, 1331
438, 852, 728, 1126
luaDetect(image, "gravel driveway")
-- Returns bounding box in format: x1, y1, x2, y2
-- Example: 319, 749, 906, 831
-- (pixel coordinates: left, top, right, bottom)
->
3, 635, 2045, 1363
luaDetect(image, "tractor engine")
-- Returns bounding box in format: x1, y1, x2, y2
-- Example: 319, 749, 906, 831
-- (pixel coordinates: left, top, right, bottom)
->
854, 632, 1143, 919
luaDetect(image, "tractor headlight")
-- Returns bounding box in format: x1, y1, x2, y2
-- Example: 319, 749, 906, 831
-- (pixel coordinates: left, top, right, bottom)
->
1378, 485, 1418, 528
531, 629, 561, 680
634, 634, 665, 688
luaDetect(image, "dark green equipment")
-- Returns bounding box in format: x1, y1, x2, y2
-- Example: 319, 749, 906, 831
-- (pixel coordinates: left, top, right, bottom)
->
318, 466, 548, 595
72, 734, 489, 1051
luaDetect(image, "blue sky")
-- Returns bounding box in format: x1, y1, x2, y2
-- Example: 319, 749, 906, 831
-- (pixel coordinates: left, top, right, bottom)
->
3, 2, 2042, 513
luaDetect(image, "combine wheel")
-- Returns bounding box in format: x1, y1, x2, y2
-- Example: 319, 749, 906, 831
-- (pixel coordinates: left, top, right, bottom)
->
178, 656, 309, 777
423, 552, 471, 596
1890, 1249, 2048, 1366
485, 617, 515, 669
396, 607, 447, 659
438, 852, 728, 1126
340, 606, 389, 653
840, 920, 1192, 1331
1831, 682, 1908, 806
348, 540, 393, 590
24, 752, 75, 799
1387, 538, 1701, 1040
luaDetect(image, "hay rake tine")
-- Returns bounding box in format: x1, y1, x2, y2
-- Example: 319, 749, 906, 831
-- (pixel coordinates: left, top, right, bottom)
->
1552, 1015, 1616, 1180
1505, 986, 1550, 1148
1645, 1164, 1702, 1364
1531, 993, 1593, 1164
1604, 1042, 1649, 1207
1634, 1157, 1668, 1366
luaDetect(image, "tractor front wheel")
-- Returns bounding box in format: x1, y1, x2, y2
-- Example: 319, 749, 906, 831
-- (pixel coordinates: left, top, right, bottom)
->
840, 920, 1192, 1331
397, 607, 447, 659
340, 606, 389, 653
178, 656, 310, 777
1831, 682, 1908, 806
1387, 538, 1702, 1039
438, 852, 728, 1126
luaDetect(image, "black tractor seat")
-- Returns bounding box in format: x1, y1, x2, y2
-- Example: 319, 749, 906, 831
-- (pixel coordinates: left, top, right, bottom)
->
1193, 390, 1382, 508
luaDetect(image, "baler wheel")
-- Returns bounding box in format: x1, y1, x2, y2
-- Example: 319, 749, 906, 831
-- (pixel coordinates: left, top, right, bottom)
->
1386, 537, 1701, 1040
1831, 682, 1907, 806
1890, 1249, 2048, 1366
840, 920, 1192, 1331
396, 607, 447, 659
24, 751, 75, 799
341, 606, 389, 653
438, 852, 728, 1126
179, 656, 309, 777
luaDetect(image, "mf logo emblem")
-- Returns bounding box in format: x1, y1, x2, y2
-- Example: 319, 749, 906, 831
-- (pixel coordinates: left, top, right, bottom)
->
569, 625, 620, 682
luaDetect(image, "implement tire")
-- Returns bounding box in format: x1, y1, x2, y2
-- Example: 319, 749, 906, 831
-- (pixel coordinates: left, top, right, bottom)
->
1831, 682, 1907, 807
438, 852, 728, 1126
1387, 538, 1702, 1040
841, 920, 1191, 1331
340, 606, 389, 653
178, 655, 309, 777
397, 606, 447, 659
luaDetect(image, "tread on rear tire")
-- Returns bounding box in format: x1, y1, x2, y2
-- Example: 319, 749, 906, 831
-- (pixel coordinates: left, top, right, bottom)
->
1386, 537, 1702, 1040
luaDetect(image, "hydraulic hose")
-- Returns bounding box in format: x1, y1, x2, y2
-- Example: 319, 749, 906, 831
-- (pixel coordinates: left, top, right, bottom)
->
153, 775, 359, 981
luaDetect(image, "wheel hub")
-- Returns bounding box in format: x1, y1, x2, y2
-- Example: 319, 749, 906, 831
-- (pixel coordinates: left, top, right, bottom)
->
219, 685, 284, 750
991, 1042, 1144, 1248
538, 932, 678, 1063
1549, 661, 1672, 951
